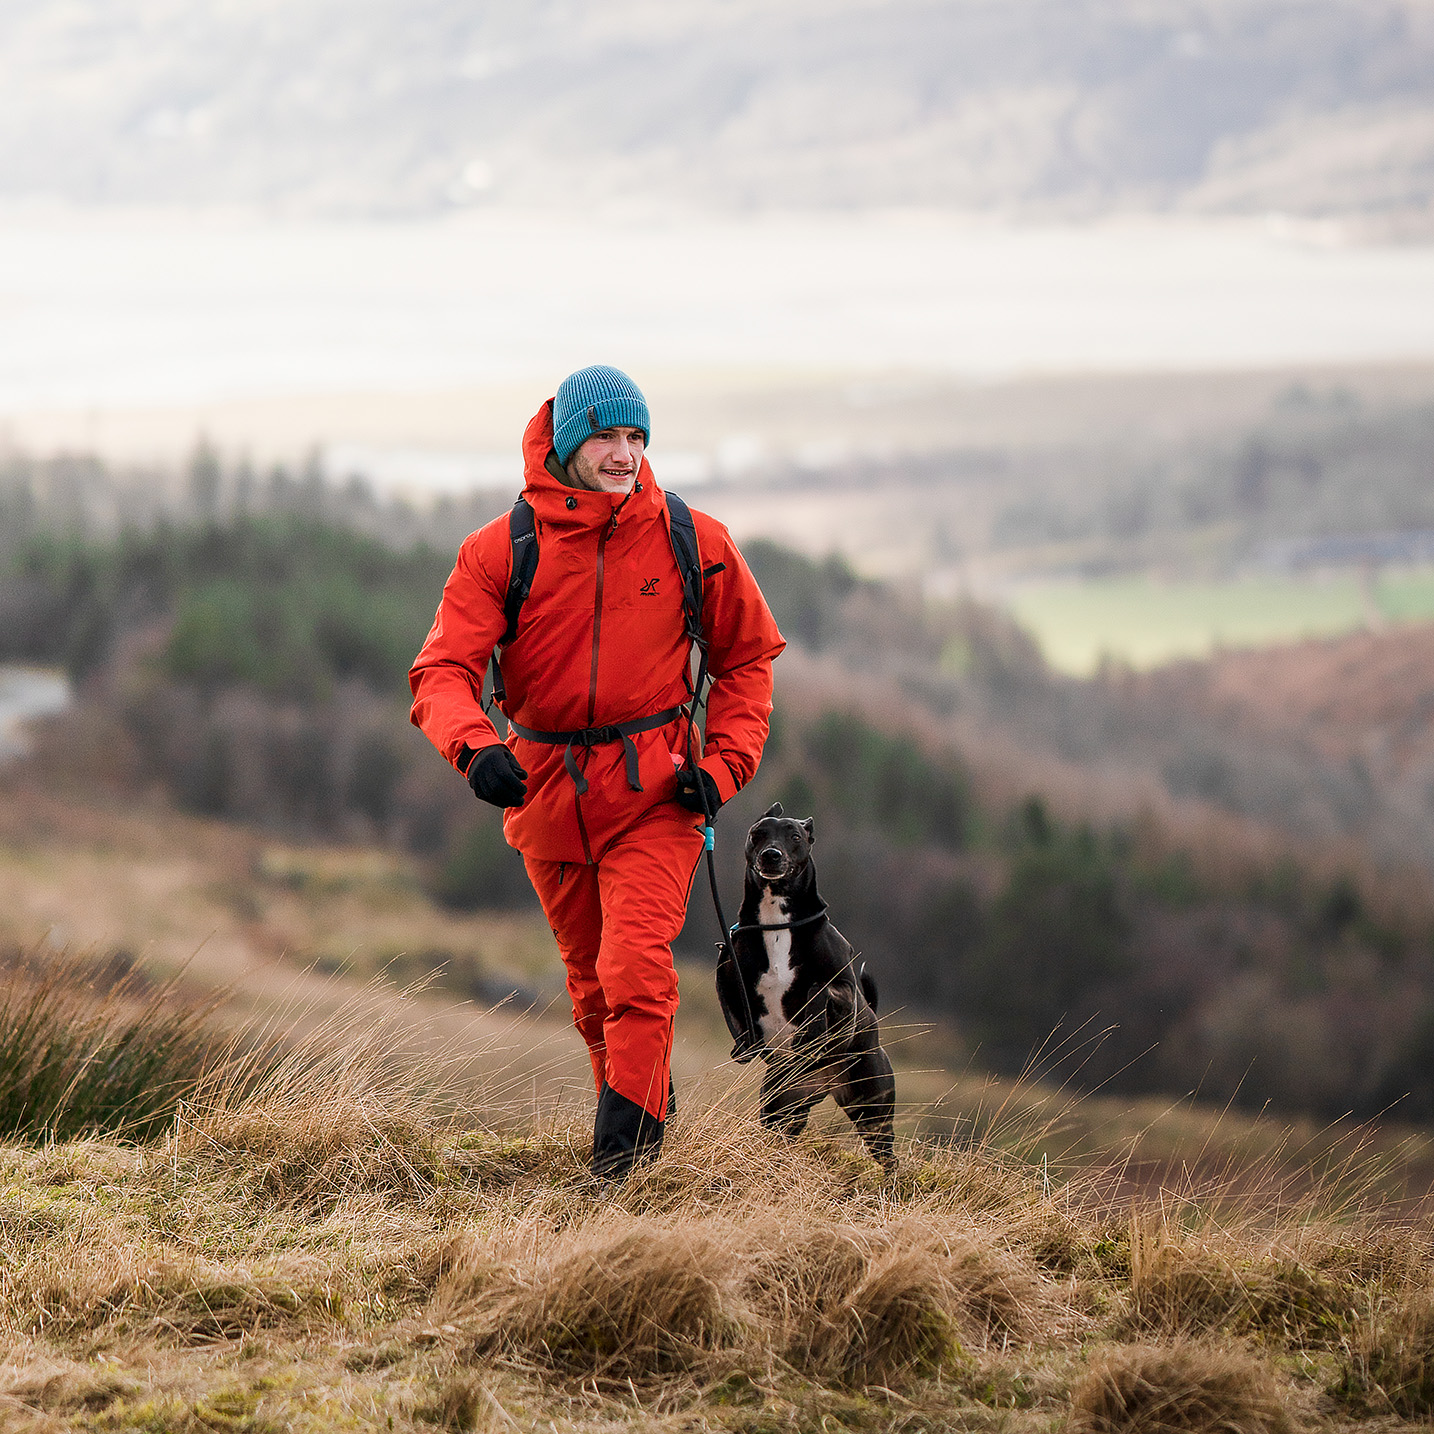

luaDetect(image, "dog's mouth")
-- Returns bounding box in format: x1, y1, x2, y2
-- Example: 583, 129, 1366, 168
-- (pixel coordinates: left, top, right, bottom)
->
754, 846, 790, 881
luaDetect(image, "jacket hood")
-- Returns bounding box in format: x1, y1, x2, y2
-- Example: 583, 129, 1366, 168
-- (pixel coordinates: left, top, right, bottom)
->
521, 399, 658, 526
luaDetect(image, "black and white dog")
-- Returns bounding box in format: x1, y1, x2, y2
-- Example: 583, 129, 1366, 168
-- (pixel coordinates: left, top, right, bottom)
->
716, 803, 897, 1169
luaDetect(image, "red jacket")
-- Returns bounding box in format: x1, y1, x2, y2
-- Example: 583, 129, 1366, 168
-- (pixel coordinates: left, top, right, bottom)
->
409, 401, 786, 864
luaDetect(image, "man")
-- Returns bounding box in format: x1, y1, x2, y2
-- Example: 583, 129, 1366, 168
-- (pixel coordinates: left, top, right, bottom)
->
409, 365, 785, 1180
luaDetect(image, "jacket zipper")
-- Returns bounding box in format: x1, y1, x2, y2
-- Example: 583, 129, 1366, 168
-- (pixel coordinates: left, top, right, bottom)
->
587, 516, 613, 725
573, 511, 617, 864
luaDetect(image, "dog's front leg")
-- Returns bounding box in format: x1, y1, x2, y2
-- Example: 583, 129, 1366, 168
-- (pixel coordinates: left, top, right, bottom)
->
824, 981, 859, 1050
759, 1059, 820, 1139
787, 981, 853, 1068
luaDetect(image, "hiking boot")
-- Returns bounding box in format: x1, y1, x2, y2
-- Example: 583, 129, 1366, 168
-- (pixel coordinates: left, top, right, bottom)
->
591, 1083, 665, 1182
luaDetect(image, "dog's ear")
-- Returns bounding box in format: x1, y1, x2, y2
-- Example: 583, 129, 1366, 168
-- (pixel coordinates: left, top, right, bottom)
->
802, 817, 814, 842
764, 802, 783, 819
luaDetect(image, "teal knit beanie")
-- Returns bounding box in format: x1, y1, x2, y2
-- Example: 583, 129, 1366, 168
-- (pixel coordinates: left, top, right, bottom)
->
552, 365, 650, 466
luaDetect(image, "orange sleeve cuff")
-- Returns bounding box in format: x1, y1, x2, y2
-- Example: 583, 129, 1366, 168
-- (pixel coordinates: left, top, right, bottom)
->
699, 754, 741, 806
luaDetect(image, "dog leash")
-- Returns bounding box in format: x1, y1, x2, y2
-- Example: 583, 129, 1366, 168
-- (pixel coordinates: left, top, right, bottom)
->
679, 617, 765, 1063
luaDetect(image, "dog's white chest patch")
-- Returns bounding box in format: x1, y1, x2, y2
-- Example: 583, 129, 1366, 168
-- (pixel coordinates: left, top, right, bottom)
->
754, 892, 797, 1048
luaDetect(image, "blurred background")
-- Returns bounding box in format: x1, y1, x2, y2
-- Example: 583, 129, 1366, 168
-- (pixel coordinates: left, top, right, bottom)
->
7, 0, 1434, 1153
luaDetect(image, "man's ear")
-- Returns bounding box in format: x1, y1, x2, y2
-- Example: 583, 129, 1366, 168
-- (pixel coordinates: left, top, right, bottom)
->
765, 802, 784, 818
802, 817, 814, 842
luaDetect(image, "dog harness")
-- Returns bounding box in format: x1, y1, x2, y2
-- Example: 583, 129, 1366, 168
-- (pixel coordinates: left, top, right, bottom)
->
729, 902, 830, 935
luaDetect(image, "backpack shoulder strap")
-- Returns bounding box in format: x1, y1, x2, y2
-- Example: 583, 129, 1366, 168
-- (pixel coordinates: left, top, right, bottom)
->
489, 498, 538, 713
496, 493, 706, 710
663, 491, 704, 643
502, 498, 538, 646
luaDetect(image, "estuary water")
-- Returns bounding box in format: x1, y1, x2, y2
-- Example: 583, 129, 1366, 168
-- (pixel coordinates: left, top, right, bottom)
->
0, 667, 70, 762
2, 208, 1434, 413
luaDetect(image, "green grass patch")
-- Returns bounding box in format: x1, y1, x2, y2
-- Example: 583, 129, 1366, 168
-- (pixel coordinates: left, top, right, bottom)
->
1003, 568, 1434, 675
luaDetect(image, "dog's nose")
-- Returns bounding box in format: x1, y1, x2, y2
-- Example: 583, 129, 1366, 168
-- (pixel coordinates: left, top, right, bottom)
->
758, 845, 785, 869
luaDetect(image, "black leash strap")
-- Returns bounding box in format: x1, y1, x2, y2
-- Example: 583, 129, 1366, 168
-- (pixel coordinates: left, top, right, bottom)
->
706, 825, 764, 1063
681, 637, 765, 1064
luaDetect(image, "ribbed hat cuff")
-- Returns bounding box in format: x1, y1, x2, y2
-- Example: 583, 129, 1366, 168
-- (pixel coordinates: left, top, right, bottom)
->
552, 396, 650, 465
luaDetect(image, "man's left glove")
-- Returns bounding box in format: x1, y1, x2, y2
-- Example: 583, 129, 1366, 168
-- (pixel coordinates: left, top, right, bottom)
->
467, 745, 528, 808
674, 766, 722, 816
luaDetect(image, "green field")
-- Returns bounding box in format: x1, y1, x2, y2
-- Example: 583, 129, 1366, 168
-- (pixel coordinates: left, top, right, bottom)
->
1004, 567, 1434, 675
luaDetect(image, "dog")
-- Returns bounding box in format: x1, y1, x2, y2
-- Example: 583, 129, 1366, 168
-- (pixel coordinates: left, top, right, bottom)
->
716, 802, 897, 1169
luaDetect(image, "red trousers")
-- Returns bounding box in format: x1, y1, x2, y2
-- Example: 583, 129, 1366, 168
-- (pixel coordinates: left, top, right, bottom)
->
525, 802, 705, 1121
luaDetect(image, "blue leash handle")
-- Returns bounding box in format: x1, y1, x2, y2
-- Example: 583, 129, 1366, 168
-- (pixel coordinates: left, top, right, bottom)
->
703, 824, 716, 851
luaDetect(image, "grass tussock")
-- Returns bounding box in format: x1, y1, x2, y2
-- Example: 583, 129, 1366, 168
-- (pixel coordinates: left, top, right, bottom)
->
1337, 1289, 1434, 1416
1071, 1343, 1294, 1434
9, 1242, 349, 1343
417, 1372, 499, 1432
184, 1067, 446, 1209
0, 1359, 139, 1417
430, 1203, 1052, 1390
829, 1247, 962, 1383
1124, 1216, 1367, 1346
0, 948, 225, 1142
177, 988, 458, 1209
464, 1218, 745, 1378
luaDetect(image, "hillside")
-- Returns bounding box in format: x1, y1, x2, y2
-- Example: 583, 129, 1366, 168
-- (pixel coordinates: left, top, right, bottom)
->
16, 462, 1434, 1121
4, 0, 1434, 230
695, 383, 1434, 590
1133, 622, 1434, 772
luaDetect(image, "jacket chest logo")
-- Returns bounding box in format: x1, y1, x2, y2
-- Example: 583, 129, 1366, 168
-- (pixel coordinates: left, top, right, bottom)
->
639, 576, 661, 596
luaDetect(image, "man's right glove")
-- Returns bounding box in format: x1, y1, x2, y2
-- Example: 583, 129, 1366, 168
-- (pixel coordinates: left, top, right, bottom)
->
467, 745, 528, 808
674, 766, 722, 815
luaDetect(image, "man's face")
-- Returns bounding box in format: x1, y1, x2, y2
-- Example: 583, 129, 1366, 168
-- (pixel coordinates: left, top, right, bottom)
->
565, 426, 646, 494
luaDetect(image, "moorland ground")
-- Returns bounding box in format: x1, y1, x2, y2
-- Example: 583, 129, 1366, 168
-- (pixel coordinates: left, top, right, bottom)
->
4, 768, 1434, 1431
2, 941, 1434, 1434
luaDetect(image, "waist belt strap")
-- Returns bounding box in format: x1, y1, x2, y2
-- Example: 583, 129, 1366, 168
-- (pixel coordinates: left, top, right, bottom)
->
507, 706, 685, 795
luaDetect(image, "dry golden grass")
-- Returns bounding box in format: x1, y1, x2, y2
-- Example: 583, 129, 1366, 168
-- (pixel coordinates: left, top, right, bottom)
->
0, 780, 565, 1028
1122, 1216, 1373, 1344
0, 1024, 1427, 1434
0, 909, 1429, 1431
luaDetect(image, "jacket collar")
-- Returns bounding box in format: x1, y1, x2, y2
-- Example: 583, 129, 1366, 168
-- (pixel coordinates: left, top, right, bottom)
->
520, 399, 661, 530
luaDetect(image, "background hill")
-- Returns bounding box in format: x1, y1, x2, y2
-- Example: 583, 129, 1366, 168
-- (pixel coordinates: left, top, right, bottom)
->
11, 453, 1434, 1122
6, 0, 1434, 231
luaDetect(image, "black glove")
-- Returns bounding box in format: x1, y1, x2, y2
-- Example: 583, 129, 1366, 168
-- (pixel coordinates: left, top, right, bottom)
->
674, 766, 721, 815
467, 745, 528, 808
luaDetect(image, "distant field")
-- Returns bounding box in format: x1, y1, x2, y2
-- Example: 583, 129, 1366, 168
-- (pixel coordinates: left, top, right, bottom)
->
1004, 566, 1434, 674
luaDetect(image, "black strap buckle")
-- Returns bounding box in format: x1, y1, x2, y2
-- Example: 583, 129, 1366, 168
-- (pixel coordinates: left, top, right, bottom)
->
511, 705, 684, 796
